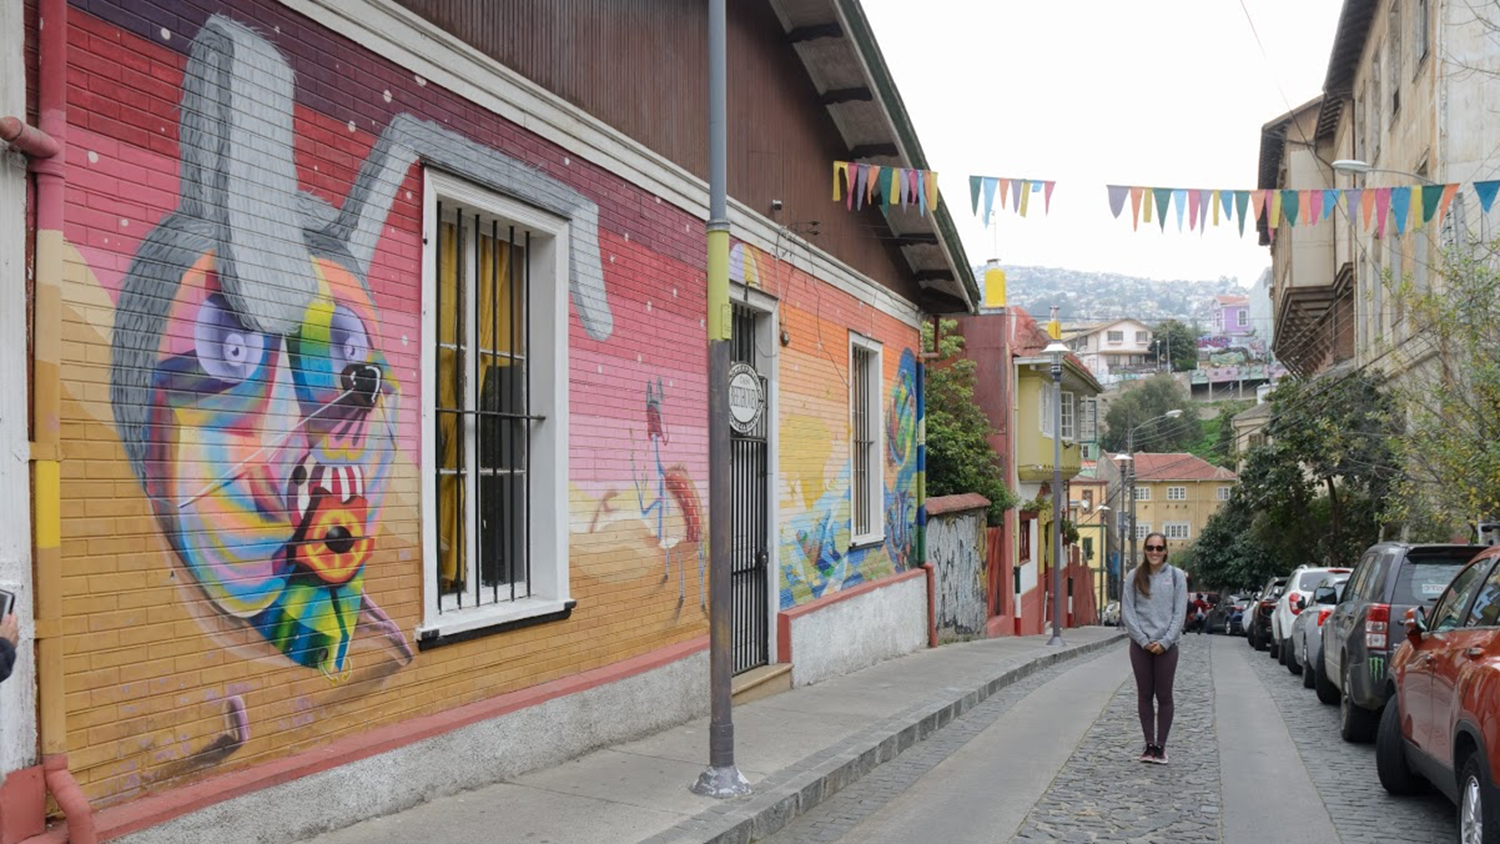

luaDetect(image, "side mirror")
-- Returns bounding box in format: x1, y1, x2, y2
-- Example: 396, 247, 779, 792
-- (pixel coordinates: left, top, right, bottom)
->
1405, 606, 1427, 641
1290, 594, 1304, 610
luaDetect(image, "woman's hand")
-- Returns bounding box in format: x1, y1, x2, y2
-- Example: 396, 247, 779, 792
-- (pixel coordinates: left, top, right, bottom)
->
1147, 642, 1165, 655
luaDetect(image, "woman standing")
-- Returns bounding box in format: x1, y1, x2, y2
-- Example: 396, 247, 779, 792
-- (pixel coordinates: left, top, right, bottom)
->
1120, 532, 1188, 764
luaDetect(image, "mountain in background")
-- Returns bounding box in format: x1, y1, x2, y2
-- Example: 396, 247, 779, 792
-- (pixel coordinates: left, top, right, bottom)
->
982, 265, 1252, 328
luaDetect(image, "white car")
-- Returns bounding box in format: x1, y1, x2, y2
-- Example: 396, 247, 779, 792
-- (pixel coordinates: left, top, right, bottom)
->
1270, 565, 1352, 663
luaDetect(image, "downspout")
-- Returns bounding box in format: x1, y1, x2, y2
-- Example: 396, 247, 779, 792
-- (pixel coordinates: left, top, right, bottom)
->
22, 0, 98, 839
916, 351, 935, 648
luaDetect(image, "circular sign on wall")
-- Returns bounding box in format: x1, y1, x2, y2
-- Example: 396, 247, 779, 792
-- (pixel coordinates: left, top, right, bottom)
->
728, 362, 765, 435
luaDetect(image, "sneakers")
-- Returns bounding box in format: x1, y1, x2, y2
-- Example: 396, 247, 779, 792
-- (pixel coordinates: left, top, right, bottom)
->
1138, 744, 1170, 764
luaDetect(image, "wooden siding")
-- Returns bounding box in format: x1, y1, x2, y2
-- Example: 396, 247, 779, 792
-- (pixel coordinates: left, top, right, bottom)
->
391, 0, 920, 301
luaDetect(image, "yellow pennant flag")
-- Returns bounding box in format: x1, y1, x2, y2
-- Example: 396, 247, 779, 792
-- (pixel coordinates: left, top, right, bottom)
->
1143, 188, 1155, 224
1268, 191, 1283, 229
1019, 180, 1031, 217
926, 171, 940, 211
832, 161, 849, 201
1211, 190, 1220, 226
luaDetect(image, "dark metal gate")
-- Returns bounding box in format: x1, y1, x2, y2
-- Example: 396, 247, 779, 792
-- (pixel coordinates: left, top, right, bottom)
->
730, 305, 769, 674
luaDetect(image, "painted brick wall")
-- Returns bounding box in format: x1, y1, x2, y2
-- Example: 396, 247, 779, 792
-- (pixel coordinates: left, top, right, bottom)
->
45, 0, 919, 812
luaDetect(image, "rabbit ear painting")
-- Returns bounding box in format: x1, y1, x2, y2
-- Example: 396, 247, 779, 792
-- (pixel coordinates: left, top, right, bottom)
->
104, 16, 613, 680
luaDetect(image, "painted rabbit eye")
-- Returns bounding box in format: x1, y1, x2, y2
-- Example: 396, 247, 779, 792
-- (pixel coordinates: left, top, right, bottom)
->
195, 294, 266, 382
329, 305, 370, 368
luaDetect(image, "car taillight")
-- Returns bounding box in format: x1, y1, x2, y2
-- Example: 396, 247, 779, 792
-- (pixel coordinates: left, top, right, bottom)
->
1317, 607, 1334, 626
1290, 594, 1305, 615
1366, 603, 1390, 651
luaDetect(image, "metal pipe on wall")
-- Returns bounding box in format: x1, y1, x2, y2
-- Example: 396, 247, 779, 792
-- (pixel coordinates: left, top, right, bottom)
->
26, 0, 98, 838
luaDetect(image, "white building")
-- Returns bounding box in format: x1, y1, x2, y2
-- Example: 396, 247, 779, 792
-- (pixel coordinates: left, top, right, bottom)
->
1063, 318, 1158, 387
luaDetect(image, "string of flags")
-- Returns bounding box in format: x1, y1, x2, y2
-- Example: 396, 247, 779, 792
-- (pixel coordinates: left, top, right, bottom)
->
967, 176, 1057, 226
1105, 182, 1500, 237
831, 161, 941, 216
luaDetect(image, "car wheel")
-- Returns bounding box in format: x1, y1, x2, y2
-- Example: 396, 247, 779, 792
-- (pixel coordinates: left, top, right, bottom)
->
1302, 653, 1316, 688
1270, 637, 1281, 660
1460, 754, 1500, 844
1315, 653, 1339, 705
1288, 641, 1303, 675
1376, 696, 1423, 795
1340, 662, 1378, 743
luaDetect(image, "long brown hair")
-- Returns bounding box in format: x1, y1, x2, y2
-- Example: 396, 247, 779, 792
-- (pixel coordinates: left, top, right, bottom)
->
1134, 532, 1169, 598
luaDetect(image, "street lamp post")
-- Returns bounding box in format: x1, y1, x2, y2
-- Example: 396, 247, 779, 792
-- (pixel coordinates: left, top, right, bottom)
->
1096, 504, 1111, 616
1044, 338, 1069, 647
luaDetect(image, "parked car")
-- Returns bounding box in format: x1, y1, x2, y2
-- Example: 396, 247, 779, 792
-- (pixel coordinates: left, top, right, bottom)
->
1273, 565, 1353, 664
1377, 545, 1500, 844
1102, 601, 1121, 627
1249, 577, 1287, 651
1205, 594, 1248, 635
1290, 575, 1348, 685
1320, 542, 1487, 742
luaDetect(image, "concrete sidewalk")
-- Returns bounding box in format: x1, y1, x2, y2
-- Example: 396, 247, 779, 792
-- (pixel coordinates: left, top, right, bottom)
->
301, 627, 1125, 844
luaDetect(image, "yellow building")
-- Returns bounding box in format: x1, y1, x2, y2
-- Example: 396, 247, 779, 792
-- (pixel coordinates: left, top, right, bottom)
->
1100, 452, 1237, 559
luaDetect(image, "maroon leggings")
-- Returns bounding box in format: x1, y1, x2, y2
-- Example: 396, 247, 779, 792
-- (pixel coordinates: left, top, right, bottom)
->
1128, 641, 1179, 747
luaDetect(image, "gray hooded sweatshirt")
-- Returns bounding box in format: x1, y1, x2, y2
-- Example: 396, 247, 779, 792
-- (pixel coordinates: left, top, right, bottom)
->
1122, 564, 1188, 651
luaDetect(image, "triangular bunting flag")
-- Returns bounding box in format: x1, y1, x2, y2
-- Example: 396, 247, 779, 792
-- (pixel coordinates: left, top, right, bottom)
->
1153, 188, 1172, 231
999, 177, 1010, 210
855, 164, 869, 210
927, 171, 939, 212
1143, 187, 1155, 224
982, 177, 998, 226
1390, 186, 1411, 235
1044, 181, 1056, 215
1220, 190, 1234, 223
1211, 190, 1221, 226
1010, 180, 1025, 212
833, 161, 848, 202
1420, 184, 1444, 225
1476, 180, 1500, 214
1360, 188, 1375, 230
888, 168, 900, 207
1130, 187, 1144, 230
907, 169, 919, 207
1323, 189, 1340, 221
1269, 190, 1283, 229
1019, 180, 1032, 217
918, 172, 929, 217
1188, 190, 1201, 232
1198, 189, 1211, 233
1252, 190, 1268, 226
1108, 185, 1129, 219
1434, 183, 1459, 229
969, 175, 982, 216
1172, 189, 1187, 232
1308, 189, 1323, 224
1234, 190, 1250, 236
1375, 187, 1392, 238
866, 165, 881, 206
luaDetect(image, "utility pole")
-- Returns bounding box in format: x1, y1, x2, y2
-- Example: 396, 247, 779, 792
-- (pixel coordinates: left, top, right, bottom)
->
692, 0, 749, 799
1044, 326, 1068, 647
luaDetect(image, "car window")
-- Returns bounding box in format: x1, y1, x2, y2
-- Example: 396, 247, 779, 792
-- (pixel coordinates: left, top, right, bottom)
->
1465, 559, 1500, 628
1297, 571, 1327, 591
1395, 552, 1479, 605
1429, 562, 1487, 633
1346, 553, 1376, 602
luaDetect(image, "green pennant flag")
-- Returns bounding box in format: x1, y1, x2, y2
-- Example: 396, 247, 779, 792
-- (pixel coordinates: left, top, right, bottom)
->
1420, 184, 1445, 225
1281, 190, 1299, 229
1234, 191, 1251, 236
1153, 188, 1173, 232
970, 176, 982, 216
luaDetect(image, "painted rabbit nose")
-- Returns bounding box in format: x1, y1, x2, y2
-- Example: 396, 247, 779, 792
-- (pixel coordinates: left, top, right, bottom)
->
341, 363, 383, 408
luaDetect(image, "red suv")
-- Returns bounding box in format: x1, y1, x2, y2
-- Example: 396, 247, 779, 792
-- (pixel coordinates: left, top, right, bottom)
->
1378, 545, 1500, 842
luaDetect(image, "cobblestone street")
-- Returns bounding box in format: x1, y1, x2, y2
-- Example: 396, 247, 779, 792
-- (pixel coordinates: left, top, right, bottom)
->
762, 633, 1461, 843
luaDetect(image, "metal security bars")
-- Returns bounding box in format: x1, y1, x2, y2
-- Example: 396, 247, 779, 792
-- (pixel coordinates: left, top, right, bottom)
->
730, 304, 769, 674
851, 344, 876, 538
435, 201, 540, 612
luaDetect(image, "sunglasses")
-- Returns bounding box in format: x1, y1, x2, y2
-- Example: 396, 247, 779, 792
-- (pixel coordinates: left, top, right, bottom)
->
1144, 545, 1167, 552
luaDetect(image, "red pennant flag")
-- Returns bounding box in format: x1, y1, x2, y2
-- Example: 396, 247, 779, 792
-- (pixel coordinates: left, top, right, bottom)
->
1043, 180, 1056, 214
1308, 189, 1323, 224
1375, 187, 1392, 238
1188, 190, 1201, 231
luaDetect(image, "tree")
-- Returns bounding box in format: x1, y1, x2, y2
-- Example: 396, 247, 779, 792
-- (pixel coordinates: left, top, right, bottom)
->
1186, 400, 1250, 468
922, 319, 1018, 525
1383, 240, 1500, 540
1152, 319, 1201, 372
1099, 374, 1202, 453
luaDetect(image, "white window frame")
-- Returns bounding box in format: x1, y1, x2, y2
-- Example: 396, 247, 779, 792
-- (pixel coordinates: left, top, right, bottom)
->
1060, 391, 1076, 442
1040, 383, 1054, 438
1135, 330, 1148, 345
849, 333, 885, 546
1106, 330, 1124, 344
1237, 310, 1248, 328
419, 170, 571, 639
1167, 486, 1187, 501
1133, 486, 1151, 501
1217, 486, 1232, 501
1165, 522, 1191, 541
1135, 523, 1153, 540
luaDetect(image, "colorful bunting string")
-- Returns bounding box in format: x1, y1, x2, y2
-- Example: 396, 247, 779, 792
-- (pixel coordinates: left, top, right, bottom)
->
1105, 180, 1500, 237
831, 161, 940, 216
966, 175, 1057, 226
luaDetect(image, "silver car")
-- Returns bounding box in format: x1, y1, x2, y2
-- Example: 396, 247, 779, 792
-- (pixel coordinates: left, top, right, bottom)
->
1289, 575, 1348, 687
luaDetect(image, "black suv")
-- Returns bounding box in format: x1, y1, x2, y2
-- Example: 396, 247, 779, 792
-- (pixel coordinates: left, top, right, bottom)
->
1247, 577, 1286, 651
1318, 542, 1486, 742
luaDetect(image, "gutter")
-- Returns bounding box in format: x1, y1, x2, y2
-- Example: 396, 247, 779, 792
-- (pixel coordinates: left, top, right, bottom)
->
7, 0, 98, 839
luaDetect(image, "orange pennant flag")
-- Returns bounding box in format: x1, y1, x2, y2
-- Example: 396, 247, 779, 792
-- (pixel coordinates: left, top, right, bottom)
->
1252, 190, 1268, 224
866, 165, 881, 205
1129, 187, 1144, 230
1435, 183, 1460, 230
926, 171, 940, 212
1361, 188, 1376, 230
1302, 190, 1315, 225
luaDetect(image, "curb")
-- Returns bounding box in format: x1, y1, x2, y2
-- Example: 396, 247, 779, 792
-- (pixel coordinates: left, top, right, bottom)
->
643, 631, 1128, 844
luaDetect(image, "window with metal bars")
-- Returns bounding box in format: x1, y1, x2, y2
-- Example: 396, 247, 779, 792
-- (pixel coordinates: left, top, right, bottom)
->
850, 334, 883, 543
434, 199, 538, 611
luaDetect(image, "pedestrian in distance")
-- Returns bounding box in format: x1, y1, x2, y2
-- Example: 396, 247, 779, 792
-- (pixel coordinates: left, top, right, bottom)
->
1120, 532, 1188, 765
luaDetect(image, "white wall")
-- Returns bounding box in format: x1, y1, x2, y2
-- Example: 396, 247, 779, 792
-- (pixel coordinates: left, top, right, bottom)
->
787, 577, 926, 687
0, 0, 39, 778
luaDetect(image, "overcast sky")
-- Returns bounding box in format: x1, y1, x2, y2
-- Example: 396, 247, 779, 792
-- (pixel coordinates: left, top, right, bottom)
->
861, 0, 1346, 289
